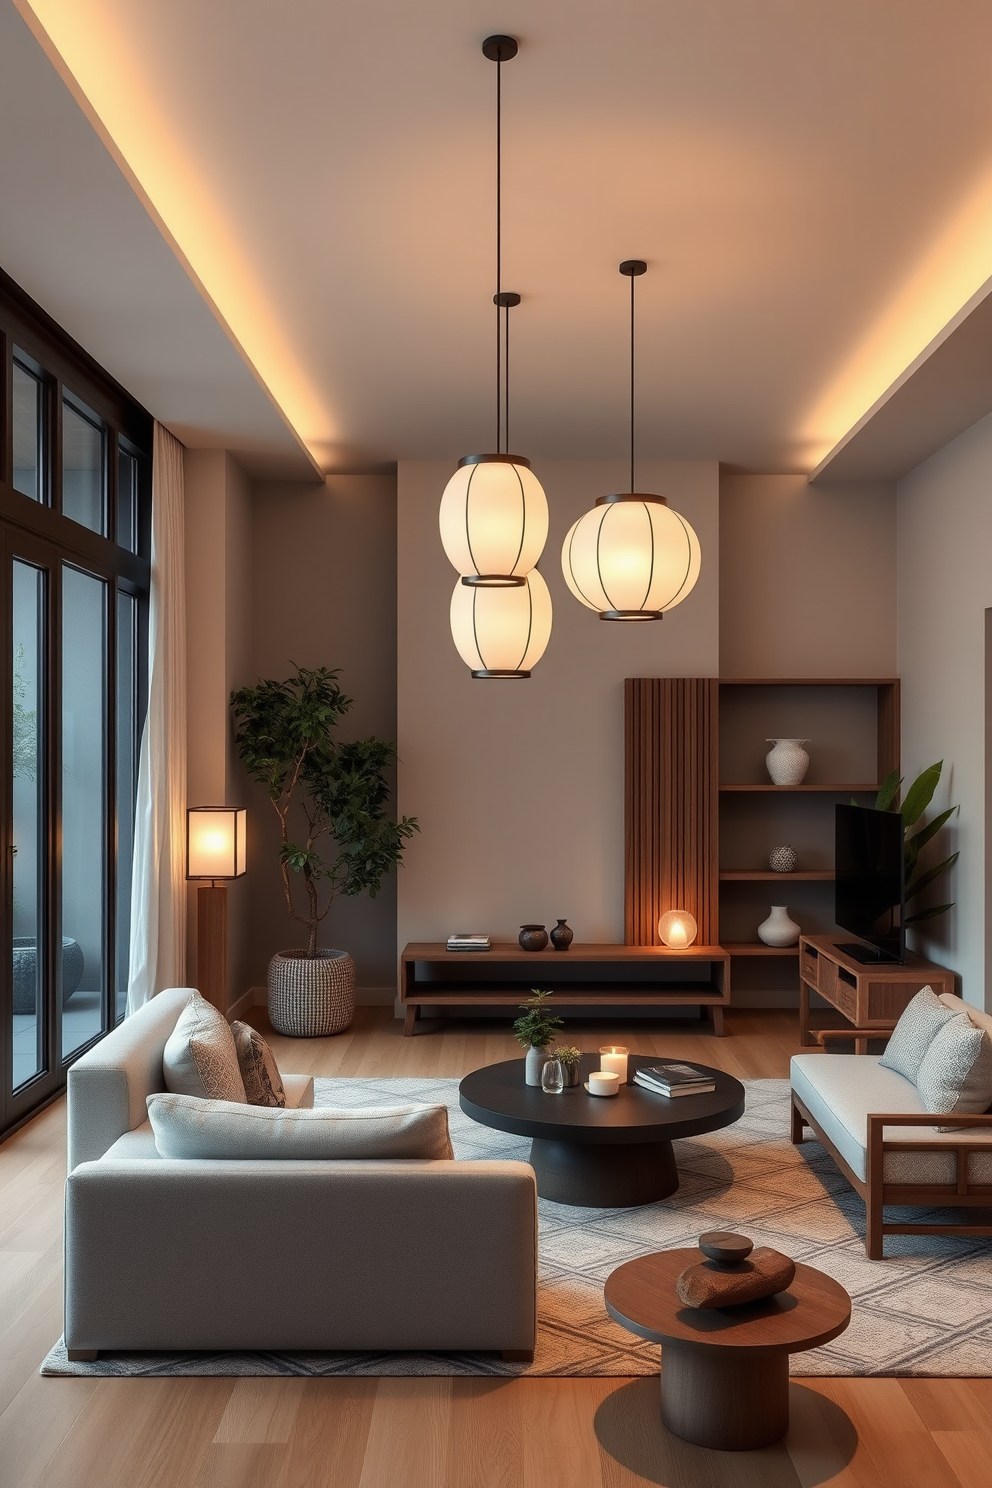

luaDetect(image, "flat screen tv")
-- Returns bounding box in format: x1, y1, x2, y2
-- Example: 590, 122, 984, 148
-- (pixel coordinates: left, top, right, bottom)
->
834, 804, 905, 964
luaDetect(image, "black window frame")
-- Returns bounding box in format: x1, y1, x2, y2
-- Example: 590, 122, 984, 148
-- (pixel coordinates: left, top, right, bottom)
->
0, 267, 152, 1141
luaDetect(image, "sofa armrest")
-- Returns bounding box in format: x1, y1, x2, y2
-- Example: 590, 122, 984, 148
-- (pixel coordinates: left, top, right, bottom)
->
65, 1158, 538, 1355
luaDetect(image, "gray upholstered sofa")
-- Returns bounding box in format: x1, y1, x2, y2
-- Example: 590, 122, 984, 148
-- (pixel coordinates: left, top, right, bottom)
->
64, 987, 538, 1359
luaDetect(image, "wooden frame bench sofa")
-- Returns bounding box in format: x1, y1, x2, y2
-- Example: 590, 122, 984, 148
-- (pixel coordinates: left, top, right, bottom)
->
791, 1031, 992, 1259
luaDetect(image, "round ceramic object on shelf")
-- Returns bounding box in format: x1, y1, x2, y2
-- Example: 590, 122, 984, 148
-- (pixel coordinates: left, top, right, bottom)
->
769, 845, 798, 873
519, 924, 549, 951
550, 918, 574, 951
757, 906, 801, 948
765, 739, 810, 786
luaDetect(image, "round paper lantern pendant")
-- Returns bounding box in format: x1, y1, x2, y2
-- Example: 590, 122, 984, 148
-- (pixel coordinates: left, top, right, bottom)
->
562, 492, 701, 620
449, 569, 552, 678
439, 454, 549, 587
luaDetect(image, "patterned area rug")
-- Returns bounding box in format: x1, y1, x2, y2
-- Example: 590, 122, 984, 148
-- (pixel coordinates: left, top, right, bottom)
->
42, 1076, 992, 1379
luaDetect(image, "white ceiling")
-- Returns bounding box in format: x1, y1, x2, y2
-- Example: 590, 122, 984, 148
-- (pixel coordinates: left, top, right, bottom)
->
7, 0, 992, 476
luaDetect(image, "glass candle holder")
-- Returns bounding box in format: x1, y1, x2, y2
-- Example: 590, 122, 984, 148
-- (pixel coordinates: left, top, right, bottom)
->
599, 1046, 629, 1084
658, 910, 698, 948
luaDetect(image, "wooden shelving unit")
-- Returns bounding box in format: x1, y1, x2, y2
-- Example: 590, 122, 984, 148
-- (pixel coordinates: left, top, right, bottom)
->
717, 679, 899, 960
623, 677, 901, 982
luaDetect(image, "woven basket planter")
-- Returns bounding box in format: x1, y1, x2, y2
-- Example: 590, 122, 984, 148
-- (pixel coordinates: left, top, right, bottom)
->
267, 949, 356, 1037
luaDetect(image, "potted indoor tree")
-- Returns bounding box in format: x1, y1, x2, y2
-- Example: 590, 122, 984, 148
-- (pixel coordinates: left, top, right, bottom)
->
231, 665, 418, 1036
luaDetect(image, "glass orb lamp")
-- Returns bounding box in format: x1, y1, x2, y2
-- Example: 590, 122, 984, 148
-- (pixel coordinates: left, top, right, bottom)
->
658, 909, 698, 949
439, 455, 549, 587
449, 568, 552, 678
562, 493, 700, 620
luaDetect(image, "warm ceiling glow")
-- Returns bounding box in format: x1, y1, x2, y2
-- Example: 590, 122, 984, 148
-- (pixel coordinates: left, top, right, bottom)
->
15, 0, 329, 471
801, 162, 992, 471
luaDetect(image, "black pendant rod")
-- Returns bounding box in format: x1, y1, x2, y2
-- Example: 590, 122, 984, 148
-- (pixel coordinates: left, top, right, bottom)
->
619, 260, 648, 492
485, 36, 519, 455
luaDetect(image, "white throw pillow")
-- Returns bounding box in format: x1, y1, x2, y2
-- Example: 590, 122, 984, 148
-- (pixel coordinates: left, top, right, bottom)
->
146, 1092, 454, 1160
915, 1014, 992, 1132
162, 991, 247, 1103
879, 986, 955, 1083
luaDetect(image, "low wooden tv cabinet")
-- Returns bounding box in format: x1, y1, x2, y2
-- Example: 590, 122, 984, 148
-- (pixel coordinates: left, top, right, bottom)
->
798, 935, 956, 1052
399, 942, 731, 1036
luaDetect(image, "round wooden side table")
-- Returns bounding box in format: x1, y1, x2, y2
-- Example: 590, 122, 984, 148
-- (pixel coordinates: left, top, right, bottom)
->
604, 1249, 851, 1451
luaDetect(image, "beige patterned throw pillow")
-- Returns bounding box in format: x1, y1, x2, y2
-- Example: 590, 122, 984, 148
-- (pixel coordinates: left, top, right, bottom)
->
916, 1014, 992, 1131
231, 1021, 287, 1107
162, 991, 247, 1103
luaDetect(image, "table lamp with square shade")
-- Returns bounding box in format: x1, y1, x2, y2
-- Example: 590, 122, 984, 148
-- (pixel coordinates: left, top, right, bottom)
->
187, 807, 246, 1010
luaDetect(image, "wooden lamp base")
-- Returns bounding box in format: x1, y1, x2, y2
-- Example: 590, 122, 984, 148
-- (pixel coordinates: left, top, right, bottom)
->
196, 883, 228, 1011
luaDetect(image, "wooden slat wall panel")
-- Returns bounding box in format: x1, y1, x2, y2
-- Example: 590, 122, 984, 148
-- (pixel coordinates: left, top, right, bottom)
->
625, 678, 719, 946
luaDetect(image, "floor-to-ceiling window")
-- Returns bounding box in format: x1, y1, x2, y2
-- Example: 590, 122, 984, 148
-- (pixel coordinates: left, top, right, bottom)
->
1, 271, 150, 1138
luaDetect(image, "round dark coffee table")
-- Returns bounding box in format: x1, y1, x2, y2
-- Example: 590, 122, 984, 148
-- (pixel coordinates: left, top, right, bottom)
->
605, 1249, 851, 1450
458, 1054, 745, 1206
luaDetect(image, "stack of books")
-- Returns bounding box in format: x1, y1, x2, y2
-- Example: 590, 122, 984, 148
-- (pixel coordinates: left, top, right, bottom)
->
446, 933, 491, 953
633, 1062, 716, 1098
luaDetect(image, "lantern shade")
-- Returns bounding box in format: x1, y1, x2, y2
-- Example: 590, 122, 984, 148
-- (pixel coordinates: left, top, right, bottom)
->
658, 909, 698, 949
440, 455, 549, 585
449, 569, 552, 677
187, 807, 247, 880
562, 496, 701, 619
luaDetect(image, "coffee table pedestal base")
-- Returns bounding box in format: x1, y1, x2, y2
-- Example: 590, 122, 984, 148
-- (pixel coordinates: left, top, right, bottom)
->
660, 1344, 789, 1451
529, 1136, 678, 1207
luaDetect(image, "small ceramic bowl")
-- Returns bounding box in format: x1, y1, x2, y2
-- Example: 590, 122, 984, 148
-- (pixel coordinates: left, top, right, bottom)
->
586, 1070, 620, 1097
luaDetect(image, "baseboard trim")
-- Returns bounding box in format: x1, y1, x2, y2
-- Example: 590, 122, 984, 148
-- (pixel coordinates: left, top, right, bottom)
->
228, 985, 395, 1021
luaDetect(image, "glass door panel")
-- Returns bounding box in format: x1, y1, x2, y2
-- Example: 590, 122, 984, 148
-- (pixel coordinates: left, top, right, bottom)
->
11, 561, 46, 1091
61, 566, 107, 1059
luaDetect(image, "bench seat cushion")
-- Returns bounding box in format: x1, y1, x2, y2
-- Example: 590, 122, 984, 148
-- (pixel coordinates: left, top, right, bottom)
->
791, 1054, 992, 1186
100, 1073, 315, 1161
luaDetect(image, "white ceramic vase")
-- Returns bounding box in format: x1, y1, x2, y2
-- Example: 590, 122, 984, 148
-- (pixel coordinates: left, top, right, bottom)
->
757, 905, 801, 948
765, 738, 810, 786
525, 1046, 548, 1086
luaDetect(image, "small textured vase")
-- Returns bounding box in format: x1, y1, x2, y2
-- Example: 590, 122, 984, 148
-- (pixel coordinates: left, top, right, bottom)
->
559, 1059, 581, 1087
519, 924, 549, 952
769, 844, 798, 873
757, 905, 801, 948
765, 738, 810, 786
549, 918, 573, 952
525, 1046, 549, 1085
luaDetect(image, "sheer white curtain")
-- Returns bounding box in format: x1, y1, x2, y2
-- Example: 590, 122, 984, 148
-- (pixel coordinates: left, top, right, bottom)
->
126, 423, 187, 1012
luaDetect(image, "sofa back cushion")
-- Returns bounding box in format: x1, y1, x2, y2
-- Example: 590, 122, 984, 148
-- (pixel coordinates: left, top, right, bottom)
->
147, 1093, 454, 1161
878, 986, 956, 1083
915, 1014, 992, 1130
162, 992, 246, 1103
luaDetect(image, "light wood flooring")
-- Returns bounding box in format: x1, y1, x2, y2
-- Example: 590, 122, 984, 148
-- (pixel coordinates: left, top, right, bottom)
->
2, 1006, 992, 1488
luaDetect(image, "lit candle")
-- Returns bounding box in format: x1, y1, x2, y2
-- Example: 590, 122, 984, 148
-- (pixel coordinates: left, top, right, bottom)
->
588, 1070, 620, 1097
658, 909, 698, 948
599, 1046, 629, 1085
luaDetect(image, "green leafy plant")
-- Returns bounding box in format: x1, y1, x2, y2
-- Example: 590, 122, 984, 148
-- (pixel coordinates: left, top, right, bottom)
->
870, 761, 958, 925
231, 665, 418, 957
512, 990, 563, 1051
554, 1045, 582, 1068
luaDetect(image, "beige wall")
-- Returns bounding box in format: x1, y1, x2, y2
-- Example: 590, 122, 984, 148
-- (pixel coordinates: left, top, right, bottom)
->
397, 460, 720, 952
183, 449, 253, 1006
719, 471, 897, 678
246, 473, 398, 1000
898, 413, 992, 1008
